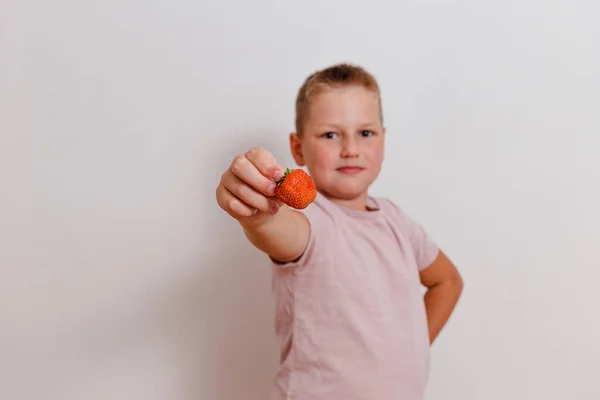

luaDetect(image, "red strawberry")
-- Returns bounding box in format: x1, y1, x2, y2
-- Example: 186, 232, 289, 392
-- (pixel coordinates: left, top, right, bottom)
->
275, 168, 317, 209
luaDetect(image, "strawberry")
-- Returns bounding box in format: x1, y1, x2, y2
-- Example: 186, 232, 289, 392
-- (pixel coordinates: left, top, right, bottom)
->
275, 168, 317, 209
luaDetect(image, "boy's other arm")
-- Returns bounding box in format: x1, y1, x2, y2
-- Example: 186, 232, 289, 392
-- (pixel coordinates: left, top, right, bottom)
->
216, 147, 310, 263
419, 251, 463, 344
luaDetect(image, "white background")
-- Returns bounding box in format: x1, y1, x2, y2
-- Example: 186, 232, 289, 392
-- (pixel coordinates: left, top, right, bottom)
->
2, 1, 599, 399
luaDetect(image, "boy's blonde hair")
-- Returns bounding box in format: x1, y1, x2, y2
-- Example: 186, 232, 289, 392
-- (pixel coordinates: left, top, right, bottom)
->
295, 63, 383, 136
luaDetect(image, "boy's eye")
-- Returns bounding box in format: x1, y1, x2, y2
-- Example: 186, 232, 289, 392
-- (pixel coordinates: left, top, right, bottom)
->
323, 132, 337, 139
360, 130, 374, 137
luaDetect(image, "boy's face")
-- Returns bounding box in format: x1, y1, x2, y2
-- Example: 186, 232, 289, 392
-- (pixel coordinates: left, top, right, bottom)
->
290, 85, 385, 203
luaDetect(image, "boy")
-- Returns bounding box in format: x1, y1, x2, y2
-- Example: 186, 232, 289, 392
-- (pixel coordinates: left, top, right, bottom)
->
216, 64, 463, 400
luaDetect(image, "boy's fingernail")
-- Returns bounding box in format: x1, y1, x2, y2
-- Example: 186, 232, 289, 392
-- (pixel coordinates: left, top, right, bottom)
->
268, 201, 279, 215
268, 182, 277, 194
273, 169, 284, 181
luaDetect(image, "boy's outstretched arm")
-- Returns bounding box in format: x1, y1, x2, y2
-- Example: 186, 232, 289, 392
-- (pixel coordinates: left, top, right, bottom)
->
419, 251, 463, 344
216, 147, 310, 263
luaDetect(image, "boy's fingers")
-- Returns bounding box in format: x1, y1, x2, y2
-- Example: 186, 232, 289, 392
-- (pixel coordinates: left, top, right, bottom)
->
216, 181, 259, 218
227, 196, 257, 218
230, 152, 278, 196
225, 175, 279, 215
244, 148, 285, 182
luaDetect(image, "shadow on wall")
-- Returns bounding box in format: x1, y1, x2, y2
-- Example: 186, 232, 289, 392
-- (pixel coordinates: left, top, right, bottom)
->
169, 135, 289, 400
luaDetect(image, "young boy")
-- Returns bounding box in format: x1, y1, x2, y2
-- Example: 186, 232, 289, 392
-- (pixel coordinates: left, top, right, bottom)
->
216, 64, 463, 400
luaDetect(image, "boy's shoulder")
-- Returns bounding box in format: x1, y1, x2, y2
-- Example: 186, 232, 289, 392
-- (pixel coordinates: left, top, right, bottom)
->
275, 194, 438, 269
370, 195, 400, 212
371, 195, 427, 228
370, 196, 410, 219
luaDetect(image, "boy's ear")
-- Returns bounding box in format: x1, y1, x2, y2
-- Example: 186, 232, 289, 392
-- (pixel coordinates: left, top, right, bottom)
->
289, 132, 305, 166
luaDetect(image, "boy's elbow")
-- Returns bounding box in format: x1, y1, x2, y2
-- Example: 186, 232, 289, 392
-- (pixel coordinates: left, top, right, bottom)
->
451, 270, 464, 294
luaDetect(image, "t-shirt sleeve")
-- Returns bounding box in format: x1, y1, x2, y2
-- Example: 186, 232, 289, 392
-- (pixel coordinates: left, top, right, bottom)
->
385, 199, 440, 271
270, 204, 331, 268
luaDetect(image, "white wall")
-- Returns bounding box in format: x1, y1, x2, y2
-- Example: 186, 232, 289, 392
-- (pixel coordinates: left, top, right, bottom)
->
2, 1, 599, 399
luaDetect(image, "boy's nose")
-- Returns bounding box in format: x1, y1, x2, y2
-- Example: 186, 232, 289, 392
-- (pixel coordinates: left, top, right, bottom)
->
340, 137, 359, 158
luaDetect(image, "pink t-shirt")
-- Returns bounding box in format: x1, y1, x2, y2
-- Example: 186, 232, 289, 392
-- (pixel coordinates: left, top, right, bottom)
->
270, 193, 440, 400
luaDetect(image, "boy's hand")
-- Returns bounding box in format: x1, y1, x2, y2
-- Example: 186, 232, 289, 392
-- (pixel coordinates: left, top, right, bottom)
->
216, 148, 311, 263
216, 148, 285, 224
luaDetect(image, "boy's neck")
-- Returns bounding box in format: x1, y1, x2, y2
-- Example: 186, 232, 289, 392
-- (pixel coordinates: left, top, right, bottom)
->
319, 190, 373, 212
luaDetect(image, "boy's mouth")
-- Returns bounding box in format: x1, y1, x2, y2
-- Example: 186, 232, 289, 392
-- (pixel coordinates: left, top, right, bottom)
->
336, 166, 364, 175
